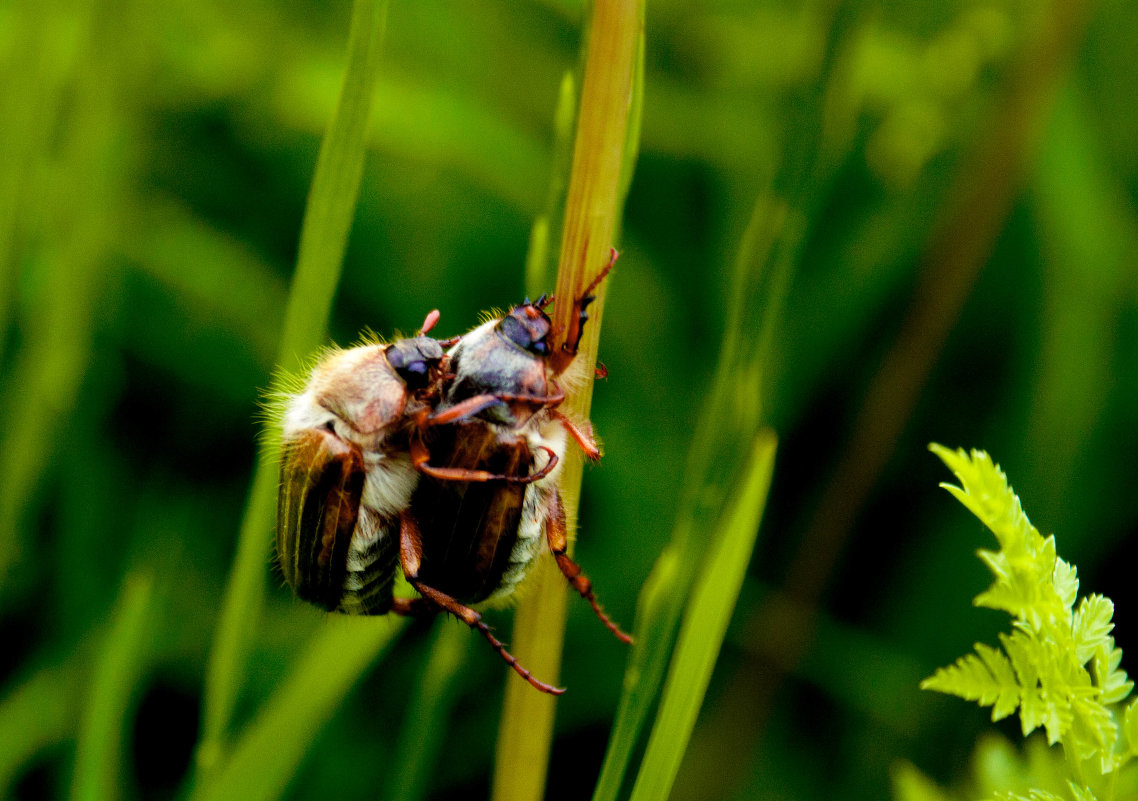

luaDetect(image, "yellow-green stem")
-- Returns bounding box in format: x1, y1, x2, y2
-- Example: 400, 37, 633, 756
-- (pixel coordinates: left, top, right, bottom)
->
492, 1, 642, 799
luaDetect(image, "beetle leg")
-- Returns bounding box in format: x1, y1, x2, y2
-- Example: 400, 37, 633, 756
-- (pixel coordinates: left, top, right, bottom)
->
484, 389, 566, 408
549, 410, 601, 461
390, 596, 435, 617
551, 247, 618, 375
415, 446, 558, 484
546, 490, 633, 644
397, 512, 566, 695
426, 394, 504, 425
429, 392, 566, 427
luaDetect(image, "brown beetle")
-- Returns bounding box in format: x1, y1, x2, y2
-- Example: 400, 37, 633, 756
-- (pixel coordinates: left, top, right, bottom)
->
276, 311, 449, 616
403, 250, 630, 694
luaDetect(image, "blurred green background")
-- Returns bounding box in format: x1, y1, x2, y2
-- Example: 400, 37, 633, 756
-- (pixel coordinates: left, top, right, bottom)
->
2, 0, 1137, 799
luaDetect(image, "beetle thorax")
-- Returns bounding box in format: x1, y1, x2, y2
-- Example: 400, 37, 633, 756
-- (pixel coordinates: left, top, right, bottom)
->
283, 345, 411, 446
444, 319, 552, 427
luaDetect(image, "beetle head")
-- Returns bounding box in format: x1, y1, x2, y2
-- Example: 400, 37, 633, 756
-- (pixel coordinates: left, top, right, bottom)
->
498, 303, 553, 358
385, 336, 445, 390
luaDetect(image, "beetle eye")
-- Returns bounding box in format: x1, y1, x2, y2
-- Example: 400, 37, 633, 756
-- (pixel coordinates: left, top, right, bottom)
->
386, 343, 435, 389
396, 359, 430, 389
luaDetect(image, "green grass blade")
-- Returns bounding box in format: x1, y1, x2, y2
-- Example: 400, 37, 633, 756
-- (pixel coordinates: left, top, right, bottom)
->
591, 541, 689, 801
0, 664, 80, 794
380, 624, 471, 801
0, 0, 119, 593
592, 196, 793, 801
192, 617, 404, 801
278, 0, 390, 373
70, 573, 155, 801
198, 0, 390, 778
628, 430, 778, 801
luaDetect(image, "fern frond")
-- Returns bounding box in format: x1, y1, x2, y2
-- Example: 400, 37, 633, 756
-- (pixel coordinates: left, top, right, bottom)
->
1065, 785, 1098, 801
1053, 559, 1079, 613
1066, 694, 1115, 765
990, 789, 1096, 801
1123, 700, 1138, 755
925, 444, 1136, 782
931, 446, 1073, 631
986, 790, 1065, 801
921, 643, 1021, 721
1094, 643, 1132, 704
929, 446, 1037, 557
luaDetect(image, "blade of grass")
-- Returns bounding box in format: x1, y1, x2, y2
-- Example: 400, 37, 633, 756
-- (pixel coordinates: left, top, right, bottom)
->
492, 2, 643, 800
591, 193, 795, 801
628, 430, 778, 801
70, 572, 155, 801
380, 624, 472, 801
191, 616, 403, 801
0, 0, 119, 595
0, 663, 81, 794
197, 0, 390, 780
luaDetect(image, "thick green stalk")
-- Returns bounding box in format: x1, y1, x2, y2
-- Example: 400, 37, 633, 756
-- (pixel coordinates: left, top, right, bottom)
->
492, 2, 643, 800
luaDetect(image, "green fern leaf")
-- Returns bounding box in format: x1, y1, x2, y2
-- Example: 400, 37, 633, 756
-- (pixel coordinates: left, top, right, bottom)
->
1000, 632, 1041, 696
1067, 695, 1115, 764
922, 646, 1020, 716
1065, 784, 1098, 801
1072, 596, 1114, 665
986, 790, 1065, 801
1096, 644, 1133, 704
928, 444, 1136, 784
1053, 559, 1079, 612
1123, 699, 1138, 756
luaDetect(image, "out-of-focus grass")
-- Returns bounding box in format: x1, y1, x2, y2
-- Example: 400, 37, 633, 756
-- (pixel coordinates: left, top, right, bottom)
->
628, 429, 776, 801
381, 624, 472, 801
71, 573, 153, 801
198, 0, 391, 785
593, 190, 794, 801
192, 617, 402, 801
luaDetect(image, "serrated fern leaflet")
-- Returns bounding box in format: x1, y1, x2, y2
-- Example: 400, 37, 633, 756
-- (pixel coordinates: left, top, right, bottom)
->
923, 444, 1135, 780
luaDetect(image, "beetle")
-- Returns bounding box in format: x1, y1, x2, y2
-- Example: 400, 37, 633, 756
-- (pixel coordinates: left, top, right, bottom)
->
275, 310, 449, 616
403, 250, 630, 695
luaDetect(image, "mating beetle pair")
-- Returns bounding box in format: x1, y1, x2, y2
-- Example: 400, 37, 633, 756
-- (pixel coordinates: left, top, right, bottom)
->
275, 252, 629, 694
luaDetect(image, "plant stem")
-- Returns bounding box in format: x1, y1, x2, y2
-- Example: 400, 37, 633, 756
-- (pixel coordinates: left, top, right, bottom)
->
491, 2, 642, 799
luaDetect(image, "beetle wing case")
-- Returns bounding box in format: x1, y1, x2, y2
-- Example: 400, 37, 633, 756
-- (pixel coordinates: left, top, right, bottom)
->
411, 422, 533, 604
276, 427, 367, 610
